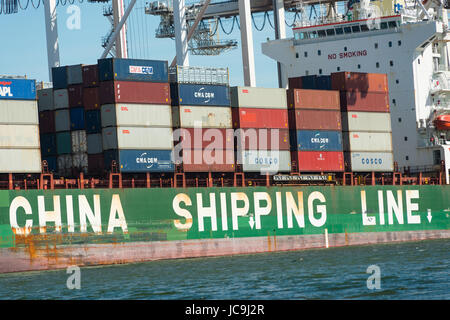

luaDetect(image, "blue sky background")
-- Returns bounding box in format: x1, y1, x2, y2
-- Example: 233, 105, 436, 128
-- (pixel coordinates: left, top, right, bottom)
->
0, 1, 295, 88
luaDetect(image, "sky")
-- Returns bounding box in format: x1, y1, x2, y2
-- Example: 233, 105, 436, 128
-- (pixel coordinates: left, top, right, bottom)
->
0, 1, 294, 88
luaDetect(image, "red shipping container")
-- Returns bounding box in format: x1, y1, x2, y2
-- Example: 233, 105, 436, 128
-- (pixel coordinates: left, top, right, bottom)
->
340, 91, 390, 112
292, 151, 344, 172
331, 72, 388, 92
237, 128, 290, 150
68, 85, 83, 108
176, 128, 235, 150
99, 81, 171, 105
39, 110, 55, 133
287, 89, 340, 110
82, 65, 99, 88
88, 154, 105, 175
181, 149, 235, 172
288, 77, 302, 89
289, 109, 341, 130
232, 108, 289, 129
83, 87, 101, 110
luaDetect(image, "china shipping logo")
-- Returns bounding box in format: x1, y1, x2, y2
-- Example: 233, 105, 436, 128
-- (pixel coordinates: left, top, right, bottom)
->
194, 87, 215, 103
129, 66, 154, 75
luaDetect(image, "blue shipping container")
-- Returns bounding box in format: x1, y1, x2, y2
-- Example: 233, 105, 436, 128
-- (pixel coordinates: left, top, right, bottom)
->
295, 130, 343, 151
52, 66, 68, 89
42, 157, 57, 172
316, 75, 332, 90
172, 83, 230, 106
300, 75, 317, 89
40, 133, 57, 157
0, 78, 36, 100
104, 149, 174, 172
98, 58, 169, 82
70, 107, 85, 130
85, 110, 101, 134
56, 132, 72, 154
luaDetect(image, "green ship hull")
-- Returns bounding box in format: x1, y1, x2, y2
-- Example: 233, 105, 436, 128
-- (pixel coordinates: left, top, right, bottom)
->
0, 185, 449, 273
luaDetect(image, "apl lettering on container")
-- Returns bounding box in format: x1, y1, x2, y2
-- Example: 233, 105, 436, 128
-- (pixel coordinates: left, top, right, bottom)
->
0, 79, 36, 100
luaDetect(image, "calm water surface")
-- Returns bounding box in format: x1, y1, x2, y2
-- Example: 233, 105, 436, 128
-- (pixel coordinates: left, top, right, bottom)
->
0, 239, 448, 300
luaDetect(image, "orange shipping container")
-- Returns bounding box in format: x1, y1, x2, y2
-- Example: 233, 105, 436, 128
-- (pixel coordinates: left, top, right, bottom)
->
331, 72, 388, 92
232, 108, 289, 129
291, 151, 344, 172
287, 89, 340, 110
289, 109, 342, 130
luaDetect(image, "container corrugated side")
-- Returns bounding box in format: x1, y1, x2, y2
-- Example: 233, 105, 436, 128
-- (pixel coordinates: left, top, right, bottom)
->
343, 132, 393, 152
345, 152, 394, 172
0, 124, 40, 148
342, 112, 392, 132
54, 109, 70, 132
288, 77, 302, 89
99, 81, 171, 105
40, 133, 57, 157
87, 133, 103, 154
37, 88, 54, 111
230, 87, 287, 109
88, 153, 104, 174
294, 130, 343, 151
232, 108, 289, 129
98, 58, 169, 82
85, 110, 102, 134
71, 130, 87, 153
181, 149, 235, 172
175, 128, 234, 150
53, 89, 69, 110
42, 156, 57, 172
39, 111, 55, 133
0, 149, 41, 173
82, 65, 99, 88
238, 150, 291, 173
340, 91, 390, 113
104, 149, 174, 172
0, 78, 36, 100
102, 126, 174, 150
68, 85, 83, 108
0, 100, 38, 124
172, 83, 231, 107
72, 152, 88, 174
174, 106, 232, 128
101, 103, 172, 128
57, 154, 72, 176
292, 151, 344, 172
83, 87, 100, 110
287, 89, 340, 110
331, 72, 388, 92
67, 64, 84, 85
56, 132, 72, 154
70, 107, 85, 130
288, 109, 341, 130
236, 128, 290, 150
52, 66, 68, 90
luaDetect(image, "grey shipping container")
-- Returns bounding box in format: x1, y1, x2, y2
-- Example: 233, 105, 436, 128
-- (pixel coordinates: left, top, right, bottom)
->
231, 87, 287, 109
0, 100, 38, 125
345, 152, 394, 172
87, 133, 103, 154
237, 150, 291, 173
343, 132, 393, 152
169, 65, 229, 86
101, 103, 172, 128
72, 152, 88, 174
67, 64, 84, 85
71, 130, 87, 153
53, 89, 69, 109
102, 126, 174, 150
342, 112, 392, 132
172, 106, 232, 128
54, 109, 71, 132
37, 88, 54, 112
0, 149, 42, 173
57, 154, 72, 176
0, 124, 40, 148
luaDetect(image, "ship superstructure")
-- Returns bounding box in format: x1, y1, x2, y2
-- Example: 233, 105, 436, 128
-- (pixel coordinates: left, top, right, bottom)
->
262, 0, 450, 183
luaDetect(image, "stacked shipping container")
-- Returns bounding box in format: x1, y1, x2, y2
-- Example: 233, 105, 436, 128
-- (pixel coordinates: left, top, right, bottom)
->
331, 72, 393, 172
0, 78, 41, 173
287, 83, 344, 172
230, 87, 291, 173
171, 66, 234, 172
99, 58, 174, 173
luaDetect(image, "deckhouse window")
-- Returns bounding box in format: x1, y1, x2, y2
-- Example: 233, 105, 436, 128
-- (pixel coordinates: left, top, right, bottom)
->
380, 22, 388, 29
318, 30, 326, 38
335, 27, 344, 35
326, 29, 335, 36
360, 24, 369, 32
388, 21, 398, 28
310, 31, 318, 39
351, 25, 361, 33
344, 26, 352, 34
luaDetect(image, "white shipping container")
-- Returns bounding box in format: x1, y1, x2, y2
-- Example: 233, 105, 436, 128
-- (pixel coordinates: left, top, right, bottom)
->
72, 152, 88, 174
346, 152, 394, 172
37, 88, 54, 112
87, 133, 103, 154
0, 100, 38, 124
343, 132, 393, 152
0, 125, 40, 148
175, 106, 232, 128
102, 126, 174, 150
342, 112, 392, 132
101, 104, 172, 128
53, 89, 69, 109
238, 150, 291, 173
0, 149, 41, 173
231, 86, 287, 109
71, 130, 87, 153
57, 154, 72, 176
55, 109, 71, 132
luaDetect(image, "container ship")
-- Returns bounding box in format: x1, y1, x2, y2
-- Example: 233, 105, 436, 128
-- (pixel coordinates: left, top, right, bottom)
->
0, 1, 449, 274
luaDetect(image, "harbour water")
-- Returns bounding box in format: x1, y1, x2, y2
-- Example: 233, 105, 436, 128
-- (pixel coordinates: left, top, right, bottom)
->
0, 239, 448, 300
